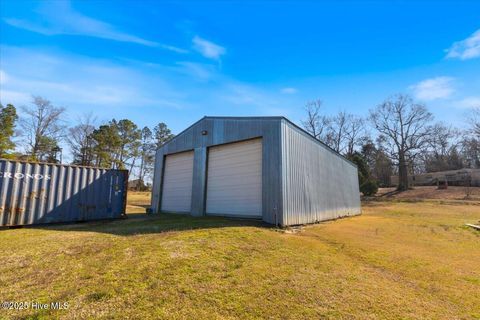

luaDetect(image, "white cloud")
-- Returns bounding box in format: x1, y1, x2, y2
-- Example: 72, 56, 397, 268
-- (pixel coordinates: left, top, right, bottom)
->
281, 87, 298, 94
176, 62, 216, 81
0, 45, 301, 136
192, 36, 226, 60
3, 2, 187, 53
0, 70, 8, 85
446, 29, 480, 60
457, 96, 480, 109
410, 76, 455, 101
0, 46, 186, 116
0, 90, 31, 105
159, 44, 188, 54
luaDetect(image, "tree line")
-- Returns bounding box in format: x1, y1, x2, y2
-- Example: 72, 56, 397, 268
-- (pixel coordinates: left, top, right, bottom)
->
301, 94, 480, 193
2, 94, 479, 192
0, 96, 174, 188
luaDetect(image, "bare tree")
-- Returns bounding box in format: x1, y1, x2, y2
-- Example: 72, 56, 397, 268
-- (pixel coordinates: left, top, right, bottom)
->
20, 96, 66, 161
301, 100, 330, 142
369, 94, 433, 191
460, 106, 480, 169
302, 101, 366, 155
421, 123, 462, 172
344, 115, 366, 157
137, 127, 155, 189
469, 107, 480, 137
67, 113, 96, 166
326, 111, 366, 155
427, 123, 459, 156
324, 111, 349, 153
460, 137, 480, 168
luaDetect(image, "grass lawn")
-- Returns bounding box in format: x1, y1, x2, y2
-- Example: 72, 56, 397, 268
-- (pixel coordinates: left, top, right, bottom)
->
0, 193, 479, 319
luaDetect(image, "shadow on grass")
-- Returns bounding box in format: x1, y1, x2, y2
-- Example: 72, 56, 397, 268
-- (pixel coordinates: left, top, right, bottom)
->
127, 204, 150, 209
20, 213, 271, 236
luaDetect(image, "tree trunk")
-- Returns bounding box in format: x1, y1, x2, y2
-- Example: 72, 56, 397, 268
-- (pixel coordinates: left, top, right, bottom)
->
129, 157, 136, 180
32, 135, 40, 160
139, 153, 145, 180
398, 152, 409, 191
138, 153, 145, 191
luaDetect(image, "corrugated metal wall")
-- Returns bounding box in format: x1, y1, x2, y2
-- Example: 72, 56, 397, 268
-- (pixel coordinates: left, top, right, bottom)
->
0, 160, 128, 226
151, 117, 283, 224
280, 120, 361, 226
152, 116, 361, 227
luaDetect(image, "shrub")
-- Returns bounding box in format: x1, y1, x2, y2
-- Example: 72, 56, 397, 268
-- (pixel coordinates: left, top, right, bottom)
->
361, 179, 378, 196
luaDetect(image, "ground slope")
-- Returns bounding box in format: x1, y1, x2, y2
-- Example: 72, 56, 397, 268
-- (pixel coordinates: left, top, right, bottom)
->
0, 196, 478, 319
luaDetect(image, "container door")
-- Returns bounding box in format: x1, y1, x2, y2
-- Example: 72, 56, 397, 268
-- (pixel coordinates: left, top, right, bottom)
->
206, 139, 262, 218
161, 151, 194, 213
110, 170, 128, 218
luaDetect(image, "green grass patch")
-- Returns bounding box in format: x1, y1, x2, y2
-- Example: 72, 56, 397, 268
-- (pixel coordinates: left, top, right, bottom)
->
0, 196, 479, 319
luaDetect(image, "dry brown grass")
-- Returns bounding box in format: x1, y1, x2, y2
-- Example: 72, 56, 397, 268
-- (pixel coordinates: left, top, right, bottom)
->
125, 191, 151, 214
377, 186, 480, 201
0, 193, 478, 319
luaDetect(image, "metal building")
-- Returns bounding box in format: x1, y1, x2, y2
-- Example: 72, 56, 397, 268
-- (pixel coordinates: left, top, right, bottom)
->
151, 116, 361, 226
0, 159, 128, 226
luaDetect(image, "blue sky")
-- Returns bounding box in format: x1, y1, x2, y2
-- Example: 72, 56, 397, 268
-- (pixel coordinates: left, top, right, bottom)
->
1, 0, 479, 135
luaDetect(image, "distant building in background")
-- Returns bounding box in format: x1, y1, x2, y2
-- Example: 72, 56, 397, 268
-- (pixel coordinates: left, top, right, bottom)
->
128, 179, 151, 191
391, 168, 480, 187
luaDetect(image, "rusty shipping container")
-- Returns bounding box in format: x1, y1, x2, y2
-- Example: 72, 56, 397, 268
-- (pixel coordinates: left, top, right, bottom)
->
0, 159, 128, 227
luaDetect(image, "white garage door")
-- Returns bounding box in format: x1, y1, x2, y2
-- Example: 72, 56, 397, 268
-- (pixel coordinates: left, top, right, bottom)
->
206, 139, 262, 217
161, 151, 194, 213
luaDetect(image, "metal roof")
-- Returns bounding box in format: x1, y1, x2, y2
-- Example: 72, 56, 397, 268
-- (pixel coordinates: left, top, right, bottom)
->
161, 116, 357, 168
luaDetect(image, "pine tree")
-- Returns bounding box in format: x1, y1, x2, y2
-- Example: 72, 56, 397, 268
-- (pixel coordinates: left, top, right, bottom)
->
0, 103, 18, 157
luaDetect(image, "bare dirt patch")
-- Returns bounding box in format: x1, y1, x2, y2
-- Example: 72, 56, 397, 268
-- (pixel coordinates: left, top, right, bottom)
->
377, 186, 480, 201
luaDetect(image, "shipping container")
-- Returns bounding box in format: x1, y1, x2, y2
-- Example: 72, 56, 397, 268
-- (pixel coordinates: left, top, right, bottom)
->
0, 159, 128, 227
